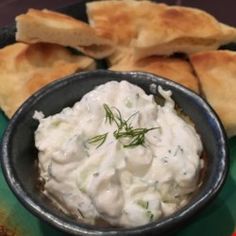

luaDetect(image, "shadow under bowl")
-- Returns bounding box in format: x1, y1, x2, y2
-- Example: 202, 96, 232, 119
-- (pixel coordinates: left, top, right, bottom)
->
0, 70, 229, 235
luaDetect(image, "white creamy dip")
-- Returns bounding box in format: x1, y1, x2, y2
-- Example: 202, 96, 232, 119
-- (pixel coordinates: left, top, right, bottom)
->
34, 81, 203, 227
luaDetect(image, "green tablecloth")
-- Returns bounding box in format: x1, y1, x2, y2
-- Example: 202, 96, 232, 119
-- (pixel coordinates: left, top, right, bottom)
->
0, 111, 235, 236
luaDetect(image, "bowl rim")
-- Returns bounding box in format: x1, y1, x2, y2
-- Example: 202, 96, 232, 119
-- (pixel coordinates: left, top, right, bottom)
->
0, 70, 229, 235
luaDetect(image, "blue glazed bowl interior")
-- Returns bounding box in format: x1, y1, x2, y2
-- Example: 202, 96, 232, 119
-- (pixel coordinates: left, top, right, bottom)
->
0, 70, 229, 236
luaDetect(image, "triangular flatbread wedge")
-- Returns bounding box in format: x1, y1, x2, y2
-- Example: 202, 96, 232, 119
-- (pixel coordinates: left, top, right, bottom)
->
87, 0, 137, 47
0, 43, 95, 117
190, 50, 236, 137
110, 55, 200, 93
87, 0, 236, 59
16, 9, 115, 59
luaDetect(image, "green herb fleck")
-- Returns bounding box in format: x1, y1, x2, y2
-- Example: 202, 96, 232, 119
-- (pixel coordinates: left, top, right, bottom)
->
93, 172, 99, 177
79, 186, 86, 193
174, 145, 184, 156
48, 162, 53, 178
146, 210, 154, 222
125, 100, 133, 108
51, 120, 61, 127
77, 208, 84, 218
88, 132, 108, 149
137, 200, 149, 209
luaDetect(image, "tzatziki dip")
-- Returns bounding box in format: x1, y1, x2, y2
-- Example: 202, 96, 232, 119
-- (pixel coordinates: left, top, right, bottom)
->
34, 80, 203, 227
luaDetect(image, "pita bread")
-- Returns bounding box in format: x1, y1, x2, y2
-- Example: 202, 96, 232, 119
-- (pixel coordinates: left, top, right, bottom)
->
16, 9, 115, 59
110, 55, 200, 93
0, 43, 95, 117
190, 50, 236, 137
87, 0, 137, 47
86, 1, 236, 59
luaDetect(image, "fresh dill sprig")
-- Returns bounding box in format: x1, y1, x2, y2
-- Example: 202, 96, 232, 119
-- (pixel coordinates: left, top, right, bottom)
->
112, 106, 126, 128
89, 104, 159, 149
88, 132, 108, 148
103, 104, 115, 124
114, 127, 159, 148
104, 103, 137, 130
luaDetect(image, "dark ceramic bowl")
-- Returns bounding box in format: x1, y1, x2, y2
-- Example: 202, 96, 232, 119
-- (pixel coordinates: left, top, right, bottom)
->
0, 70, 229, 235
